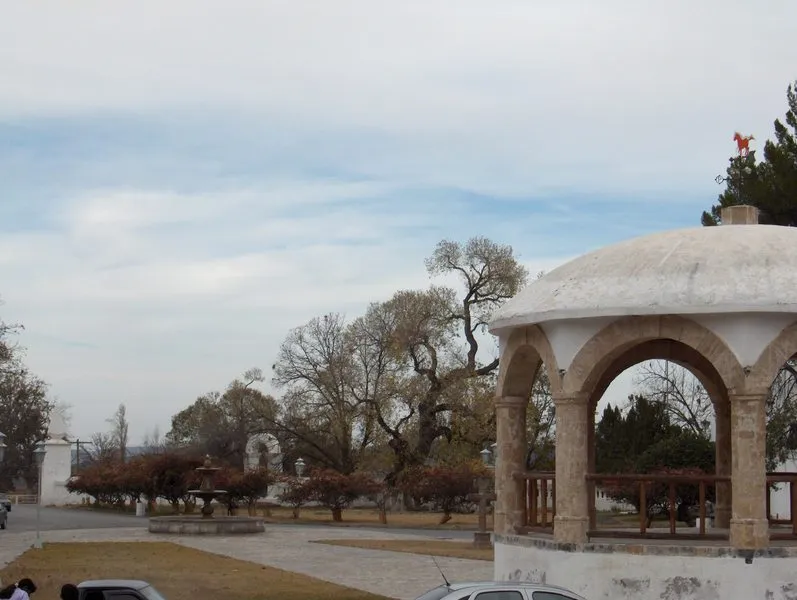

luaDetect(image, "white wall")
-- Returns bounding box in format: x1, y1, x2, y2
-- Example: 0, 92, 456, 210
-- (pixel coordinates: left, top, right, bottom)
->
769, 458, 797, 520
39, 440, 79, 506
594, 489, 635, 513
495, 538, 797, 600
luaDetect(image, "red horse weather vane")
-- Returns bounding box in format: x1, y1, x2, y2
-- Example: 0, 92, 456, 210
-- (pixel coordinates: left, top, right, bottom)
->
734, 132, 755, 157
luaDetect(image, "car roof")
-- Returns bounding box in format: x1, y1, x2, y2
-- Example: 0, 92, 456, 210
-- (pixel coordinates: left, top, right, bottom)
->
443, 582, 585, 599
78, 581, 151, 590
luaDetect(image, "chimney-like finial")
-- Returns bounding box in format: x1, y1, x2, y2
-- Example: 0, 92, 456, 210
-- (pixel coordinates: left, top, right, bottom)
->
721, 205, 759, 225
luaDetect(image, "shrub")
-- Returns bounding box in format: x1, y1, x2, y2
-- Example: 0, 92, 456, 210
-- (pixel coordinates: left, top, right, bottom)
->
145, 453, 203, 513
602, 431, 716, 523
397, 463, 485, 523
216, 467, 274, 515
67, 461, 126, 506
277, 475, 313, 518
236, 468, 275, 514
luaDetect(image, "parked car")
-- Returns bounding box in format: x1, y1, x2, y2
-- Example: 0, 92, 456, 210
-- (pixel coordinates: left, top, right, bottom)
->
77, 580, 167, 600
0, 503, 7, 530
415, 581, 587, 600
0, 493, 10, 511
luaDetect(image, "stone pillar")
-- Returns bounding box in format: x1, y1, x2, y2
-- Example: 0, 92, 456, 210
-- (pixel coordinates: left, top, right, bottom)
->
553, 392, 590, 544
729, 393, 769, 549
494, 395, 528, 535
714, 402, 732, 529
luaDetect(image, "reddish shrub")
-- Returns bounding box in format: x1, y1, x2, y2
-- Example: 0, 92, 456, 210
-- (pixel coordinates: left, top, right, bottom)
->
397, 462, 486, 523
302, 469, 379, 522
277, 474, 313, 518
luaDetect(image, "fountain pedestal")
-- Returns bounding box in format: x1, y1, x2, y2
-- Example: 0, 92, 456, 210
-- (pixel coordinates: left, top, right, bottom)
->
148, 456, 265, 535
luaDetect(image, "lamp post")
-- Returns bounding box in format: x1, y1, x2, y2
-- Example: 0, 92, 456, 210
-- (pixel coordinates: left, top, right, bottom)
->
33, 443, 46, 549
471, 446, 496, 549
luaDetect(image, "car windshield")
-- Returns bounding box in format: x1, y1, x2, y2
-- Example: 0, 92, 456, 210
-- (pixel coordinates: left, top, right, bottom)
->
415, 585, 453, 600
139, 586, 168, 600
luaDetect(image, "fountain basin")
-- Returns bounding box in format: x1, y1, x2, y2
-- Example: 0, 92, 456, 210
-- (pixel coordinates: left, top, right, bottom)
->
148, 515, 265, 535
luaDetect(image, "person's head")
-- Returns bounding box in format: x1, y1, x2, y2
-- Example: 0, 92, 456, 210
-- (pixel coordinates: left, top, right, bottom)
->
60, 584, 78, 600
17, 580, 36, 595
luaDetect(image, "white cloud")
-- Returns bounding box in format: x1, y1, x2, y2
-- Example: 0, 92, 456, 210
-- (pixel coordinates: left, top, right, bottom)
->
1, 184, 573, 441
1, 1, 795, 195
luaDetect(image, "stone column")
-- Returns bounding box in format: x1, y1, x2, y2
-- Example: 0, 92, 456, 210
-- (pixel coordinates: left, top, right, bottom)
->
494, 395, 528, 535
714, 402, 732, 529
729, 393, 769, 549
553, 392, 590, 544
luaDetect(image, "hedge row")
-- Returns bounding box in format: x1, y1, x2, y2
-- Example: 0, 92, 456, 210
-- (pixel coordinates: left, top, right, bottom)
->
67, 454, 492, 522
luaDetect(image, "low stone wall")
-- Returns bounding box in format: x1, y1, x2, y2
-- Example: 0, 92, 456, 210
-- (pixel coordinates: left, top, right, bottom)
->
495, 534, 797, 600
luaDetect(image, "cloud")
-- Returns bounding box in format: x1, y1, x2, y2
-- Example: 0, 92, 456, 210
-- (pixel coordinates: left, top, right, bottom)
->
0, 181, 576, 440
2, 1, 795, 197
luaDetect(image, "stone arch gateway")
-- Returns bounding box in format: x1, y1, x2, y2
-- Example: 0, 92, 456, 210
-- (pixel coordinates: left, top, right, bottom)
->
244, 432, 282, 473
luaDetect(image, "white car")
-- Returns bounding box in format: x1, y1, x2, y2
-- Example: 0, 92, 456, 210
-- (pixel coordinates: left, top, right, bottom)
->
415, 581, 587, 600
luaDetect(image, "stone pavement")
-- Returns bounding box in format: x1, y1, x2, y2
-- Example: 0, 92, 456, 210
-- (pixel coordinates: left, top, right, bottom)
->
0, 526, 493, 600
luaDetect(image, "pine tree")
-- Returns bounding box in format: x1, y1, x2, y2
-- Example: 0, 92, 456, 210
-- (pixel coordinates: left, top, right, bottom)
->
702, 79, 797, 225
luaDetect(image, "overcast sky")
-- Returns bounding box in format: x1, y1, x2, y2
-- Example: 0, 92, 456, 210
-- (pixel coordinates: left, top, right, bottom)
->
1, 1, 795, 443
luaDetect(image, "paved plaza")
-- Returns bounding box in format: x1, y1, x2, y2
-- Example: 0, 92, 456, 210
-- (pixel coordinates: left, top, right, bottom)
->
0, 507, 492, 600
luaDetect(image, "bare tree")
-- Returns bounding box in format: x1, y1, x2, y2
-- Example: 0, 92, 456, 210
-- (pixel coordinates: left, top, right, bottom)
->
272, 314, 380, 473
634, 361, 712, 436
766, 360, 797, 470
141, 426, 166, 454
363, 237, 527, 478
107, 403, 130, 463
527, 367, 555, 468
87, 432, 119, 463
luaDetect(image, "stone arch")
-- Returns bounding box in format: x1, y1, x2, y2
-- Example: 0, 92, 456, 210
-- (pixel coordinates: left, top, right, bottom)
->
244, 433, 282, 472
589, 339, 728, 412
496, 325, 562, 399
747, 319, 797, 393
563, 315, 745, 397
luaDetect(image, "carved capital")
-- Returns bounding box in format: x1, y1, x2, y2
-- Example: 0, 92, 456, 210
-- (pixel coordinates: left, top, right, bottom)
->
495, 395, 528, 409
729, 393, 768, 405
553, 392, 589, 407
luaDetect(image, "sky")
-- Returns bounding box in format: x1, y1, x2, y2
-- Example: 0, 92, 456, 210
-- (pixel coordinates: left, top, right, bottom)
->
0, 1, 795, 443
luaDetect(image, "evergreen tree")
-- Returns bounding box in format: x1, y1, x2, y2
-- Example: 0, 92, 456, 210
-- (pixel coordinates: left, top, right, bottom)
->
702, 79, 797, 225
595, 395, 676, 473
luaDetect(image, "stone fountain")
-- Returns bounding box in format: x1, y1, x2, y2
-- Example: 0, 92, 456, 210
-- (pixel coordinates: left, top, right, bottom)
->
148, 455, 265, 535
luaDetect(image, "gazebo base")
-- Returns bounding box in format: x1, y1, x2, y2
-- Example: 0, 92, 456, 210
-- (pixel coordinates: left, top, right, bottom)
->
495, 533, 797, 600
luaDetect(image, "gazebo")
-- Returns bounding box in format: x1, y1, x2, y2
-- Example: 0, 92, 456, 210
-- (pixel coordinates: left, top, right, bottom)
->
488, 206, 797, 597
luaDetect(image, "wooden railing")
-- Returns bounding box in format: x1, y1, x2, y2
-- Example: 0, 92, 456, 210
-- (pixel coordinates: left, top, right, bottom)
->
767, 472, 797, 539
585, 473, 730, 540
512, 471, 555, 533
5, 494, 38, 505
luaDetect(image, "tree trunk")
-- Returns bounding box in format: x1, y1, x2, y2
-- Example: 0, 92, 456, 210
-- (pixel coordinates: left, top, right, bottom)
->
292, 506, 300, 519
439, 511, 452, 525
414, 398, 440, 462
379, 507, 387, 524
331, 507, 343, 522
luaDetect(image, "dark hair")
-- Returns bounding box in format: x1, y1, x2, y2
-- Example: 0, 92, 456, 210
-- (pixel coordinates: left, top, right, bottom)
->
0, 585, 17, 600
60, 584, 79, 600
18, 580, 37, 595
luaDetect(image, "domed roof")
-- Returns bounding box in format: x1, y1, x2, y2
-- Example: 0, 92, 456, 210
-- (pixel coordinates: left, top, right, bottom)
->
490, 223, 797, 333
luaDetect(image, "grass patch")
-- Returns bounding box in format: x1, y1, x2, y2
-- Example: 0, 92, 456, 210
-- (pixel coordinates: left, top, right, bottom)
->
313, 539, 493, 561
66, 504, 494, 530
0, 542, 389, 600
